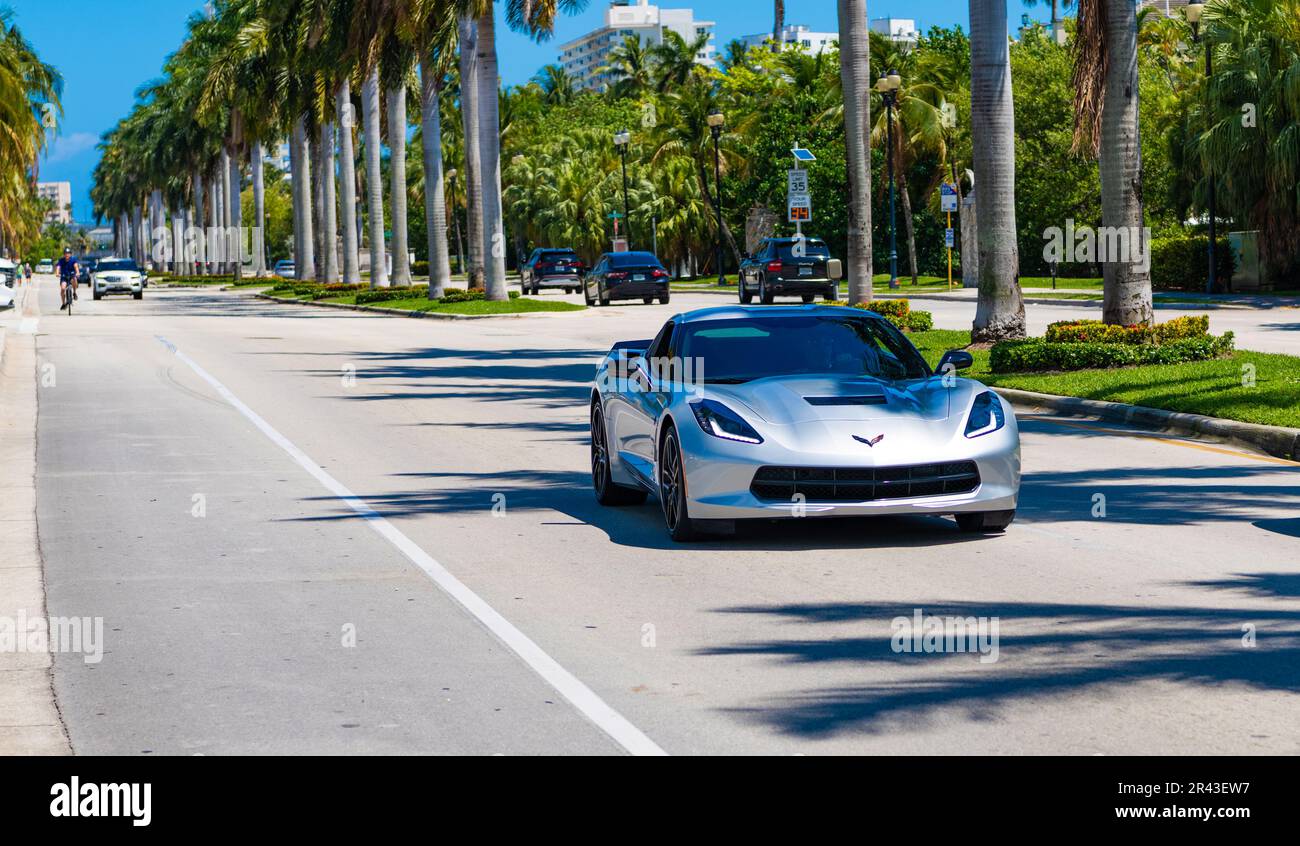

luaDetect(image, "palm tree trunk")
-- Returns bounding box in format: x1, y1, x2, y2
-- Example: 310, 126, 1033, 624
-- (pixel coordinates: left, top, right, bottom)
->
838, 0, 873, 303
476, 11, 507, 301
898, 169, 919, 284
773, 1, 785, 50
388, 82, 412, 286
362, 67, 388, 287
969, 0, 1025, 342
228, 143, 243, 279
459, 13, 485, 290
293, 115, 315, 280
190, 171, 203, 275
289, 128, 303, 278
312, 127, 325, 281
420, 56, 452, 299
251, 141, 267, 276
320, 121, 339, 283
337, 79, 361, 283
210, 165, 223, 273
1099, 0, 1152, 326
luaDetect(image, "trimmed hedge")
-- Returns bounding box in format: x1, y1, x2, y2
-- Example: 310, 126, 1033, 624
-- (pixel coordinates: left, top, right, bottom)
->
1150, 234, 1235, 291
991, 332, 1235, 373
1044, 315, 1210, 345
819, 298, 933, 332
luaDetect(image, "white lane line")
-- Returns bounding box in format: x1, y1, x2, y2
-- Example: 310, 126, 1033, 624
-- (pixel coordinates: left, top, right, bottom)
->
156, 336, 666, 757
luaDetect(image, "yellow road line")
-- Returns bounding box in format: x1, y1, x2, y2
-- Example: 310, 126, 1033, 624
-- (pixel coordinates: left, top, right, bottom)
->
1022, 415, 1300, 467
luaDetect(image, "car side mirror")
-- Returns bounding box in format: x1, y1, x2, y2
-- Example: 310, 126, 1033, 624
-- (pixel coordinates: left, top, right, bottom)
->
827, 259, 843, 280
937, 350, 974, 373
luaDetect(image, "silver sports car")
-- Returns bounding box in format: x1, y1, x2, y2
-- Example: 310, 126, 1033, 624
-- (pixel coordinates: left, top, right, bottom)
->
589, 305, 1020, 541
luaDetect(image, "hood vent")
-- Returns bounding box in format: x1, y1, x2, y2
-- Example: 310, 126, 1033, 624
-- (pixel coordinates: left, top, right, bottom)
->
804, 395, 887, 406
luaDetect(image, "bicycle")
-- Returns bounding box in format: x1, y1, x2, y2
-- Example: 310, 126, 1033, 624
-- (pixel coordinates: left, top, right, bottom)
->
60, 277, 74, 314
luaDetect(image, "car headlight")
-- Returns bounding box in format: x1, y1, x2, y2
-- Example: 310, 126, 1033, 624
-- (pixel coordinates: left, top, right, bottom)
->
964, 391, 1006, 438
690, 399, 763, 444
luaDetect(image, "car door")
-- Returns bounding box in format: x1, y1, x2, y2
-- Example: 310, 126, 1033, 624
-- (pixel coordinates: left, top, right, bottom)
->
586, 257, 604, 296
615, 319, 675, 483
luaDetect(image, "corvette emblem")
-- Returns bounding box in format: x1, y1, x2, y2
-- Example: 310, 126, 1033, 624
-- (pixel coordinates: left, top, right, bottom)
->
853, 434, 885, 447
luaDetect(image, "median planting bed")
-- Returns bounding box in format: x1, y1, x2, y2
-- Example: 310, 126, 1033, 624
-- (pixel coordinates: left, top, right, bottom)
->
908, 327, 1300, 429
265, 282, 585, 315
822, 298, 935, 332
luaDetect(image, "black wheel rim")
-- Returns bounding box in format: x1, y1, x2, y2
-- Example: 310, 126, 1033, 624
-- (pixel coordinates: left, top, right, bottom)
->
660, 434, 681, 531
591, 407, 608, 494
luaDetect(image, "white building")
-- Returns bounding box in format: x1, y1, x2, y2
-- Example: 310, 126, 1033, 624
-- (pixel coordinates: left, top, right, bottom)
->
870, 17, 920, 45
36, 181, 72, 225
739, 24, 837, 54
559, 0, 716, 92
1138, 0, 1192, 17
264, 141, 291, 174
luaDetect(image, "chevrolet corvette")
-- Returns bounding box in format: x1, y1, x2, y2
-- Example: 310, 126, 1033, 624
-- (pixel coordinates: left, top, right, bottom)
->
589, 305, 1020, 541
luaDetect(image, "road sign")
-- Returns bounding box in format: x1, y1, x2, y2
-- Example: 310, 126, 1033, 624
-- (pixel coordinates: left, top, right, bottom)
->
787, 169, 809, 196
940, 183, 958, 213
611, 238, 628, 252
788, 192, 812, 223
945, 228, 955, 249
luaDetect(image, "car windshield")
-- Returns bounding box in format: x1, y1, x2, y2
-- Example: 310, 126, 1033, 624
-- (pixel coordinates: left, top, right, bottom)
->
679, 313, 930, 383
773, 240, 829, 260
608, 252, 661, 268
99, 260, 138, 272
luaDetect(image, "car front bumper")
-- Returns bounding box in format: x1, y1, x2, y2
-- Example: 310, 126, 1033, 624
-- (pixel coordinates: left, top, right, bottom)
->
96, 280, 142, 294
674, 414, 1020, 520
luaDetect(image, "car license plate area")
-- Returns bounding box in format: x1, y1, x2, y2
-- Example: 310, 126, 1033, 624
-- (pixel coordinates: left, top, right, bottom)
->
799, 266, 813, 276
633, 274, 646, 281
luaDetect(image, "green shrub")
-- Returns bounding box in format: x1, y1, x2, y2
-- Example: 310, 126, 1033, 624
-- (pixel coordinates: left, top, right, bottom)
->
412, 261, 429, 277
855, 299, 910, 318
991, 332, 1235, 373
1150, 234, 1236, 291
1044, 315, 1210, 344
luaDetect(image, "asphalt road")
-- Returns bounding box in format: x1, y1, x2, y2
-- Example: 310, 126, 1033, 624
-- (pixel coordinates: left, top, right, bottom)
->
17, 276, 1300, 755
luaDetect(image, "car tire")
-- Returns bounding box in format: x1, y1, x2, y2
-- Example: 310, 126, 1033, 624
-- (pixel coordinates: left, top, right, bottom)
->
134, 291, 143, 300
955, 510, 1016, 534
739, 278, 753, 303
759, 276, 774, 305
801, 294, 815, 303
643, 297, 654, 304
591, 404, 648, 506
658, 427, 700, 542
824, 284, 837, 301
598, 284, 611, 307
93, 291, 102, 301
584, 285, 595, 306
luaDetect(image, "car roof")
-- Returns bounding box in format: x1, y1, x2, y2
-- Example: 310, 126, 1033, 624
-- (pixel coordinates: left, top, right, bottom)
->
676, 304, 886, 324
763, 237, 826, 244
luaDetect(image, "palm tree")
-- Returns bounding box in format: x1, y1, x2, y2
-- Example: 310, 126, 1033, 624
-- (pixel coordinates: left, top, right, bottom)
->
773, 1, 785, 50
474, 4, 508, 300
532, 63, 576, 105
601, 35, 655, 99
651, 30, 711, 91
969, 0, 1025, 341
457, 12, 485, 288
837, 0, 873, 304
1072, 0, 1152, 326
1022, 0, 1076, 45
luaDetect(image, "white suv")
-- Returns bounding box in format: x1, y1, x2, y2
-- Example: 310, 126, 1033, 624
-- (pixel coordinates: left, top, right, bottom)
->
93, 258, 144, 300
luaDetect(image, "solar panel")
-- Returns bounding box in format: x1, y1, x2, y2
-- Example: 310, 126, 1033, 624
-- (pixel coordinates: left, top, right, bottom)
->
791, 148, 817, 162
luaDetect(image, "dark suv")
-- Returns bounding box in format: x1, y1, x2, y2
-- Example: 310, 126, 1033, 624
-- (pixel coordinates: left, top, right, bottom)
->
738, 237, 840, 304
520, 248, 585, 295
582, 251, 670, 306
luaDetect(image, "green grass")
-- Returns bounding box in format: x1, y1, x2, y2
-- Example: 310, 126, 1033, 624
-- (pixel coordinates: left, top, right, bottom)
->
1020, 276, 1104, 290
907, 329, 1300, 429
1019, 291, 1104, 301
292, 292, 584, 315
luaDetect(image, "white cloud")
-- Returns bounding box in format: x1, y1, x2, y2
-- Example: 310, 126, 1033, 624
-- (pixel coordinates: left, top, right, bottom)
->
43, 132, 97, 165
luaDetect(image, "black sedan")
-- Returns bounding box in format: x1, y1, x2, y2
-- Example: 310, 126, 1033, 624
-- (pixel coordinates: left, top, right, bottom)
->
520, 248, 585, 294
582, 251, 670, 306
738, 237, 840, 304
78, 257, 97, 285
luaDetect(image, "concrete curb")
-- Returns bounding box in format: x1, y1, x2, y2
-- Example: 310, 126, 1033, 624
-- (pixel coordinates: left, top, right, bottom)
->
256, 293, 579, 320
994, 386, 1300, 462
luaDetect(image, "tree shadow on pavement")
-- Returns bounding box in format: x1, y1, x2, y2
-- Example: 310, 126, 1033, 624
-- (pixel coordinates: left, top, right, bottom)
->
699, 599, 1300, 738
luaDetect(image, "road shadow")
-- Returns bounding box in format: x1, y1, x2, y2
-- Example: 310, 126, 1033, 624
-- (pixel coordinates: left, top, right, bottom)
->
701, 598, 1300, 738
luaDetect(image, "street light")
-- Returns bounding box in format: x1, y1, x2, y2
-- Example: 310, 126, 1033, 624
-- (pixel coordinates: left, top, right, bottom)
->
1186, 2, 1217, 294
876, 69, 902, 290
613, 129, 632, 249
707, 110, 726, 285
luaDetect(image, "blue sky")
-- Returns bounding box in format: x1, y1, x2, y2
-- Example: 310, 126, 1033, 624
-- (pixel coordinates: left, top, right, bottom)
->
11, 0, 1053, 225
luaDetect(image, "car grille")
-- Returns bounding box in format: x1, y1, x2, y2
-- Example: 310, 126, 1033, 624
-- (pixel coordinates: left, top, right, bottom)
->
750, 461, 980, 502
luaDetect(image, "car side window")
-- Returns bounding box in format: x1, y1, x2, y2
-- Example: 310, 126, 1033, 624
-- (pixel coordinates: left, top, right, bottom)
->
647, 320, 674, 361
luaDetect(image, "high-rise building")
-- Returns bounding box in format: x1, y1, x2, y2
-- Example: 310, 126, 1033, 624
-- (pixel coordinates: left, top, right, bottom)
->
559, 1, 716, 92
870, 17, 920, 45
36, 181, 72, 225
739, 24, 837, 55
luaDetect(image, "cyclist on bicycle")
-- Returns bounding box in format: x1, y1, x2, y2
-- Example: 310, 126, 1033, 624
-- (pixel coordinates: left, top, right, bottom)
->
55, 247, 78, 310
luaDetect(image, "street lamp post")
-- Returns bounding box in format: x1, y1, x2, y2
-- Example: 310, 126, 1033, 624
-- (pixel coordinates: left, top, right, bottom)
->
707, 110, 726, 286
877, 70, 902, 290
1187, 3, 1216, 294
613, 130, 632, 249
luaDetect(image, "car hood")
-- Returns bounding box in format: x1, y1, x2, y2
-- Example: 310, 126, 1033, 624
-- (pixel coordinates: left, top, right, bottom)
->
703, 374, 976, 424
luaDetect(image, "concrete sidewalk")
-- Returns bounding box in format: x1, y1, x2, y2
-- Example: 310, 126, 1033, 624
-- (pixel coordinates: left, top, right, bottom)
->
0, 281, 70, 754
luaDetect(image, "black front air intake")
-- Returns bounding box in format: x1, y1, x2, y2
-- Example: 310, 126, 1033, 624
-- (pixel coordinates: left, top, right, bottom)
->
750, 461, 980, 502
